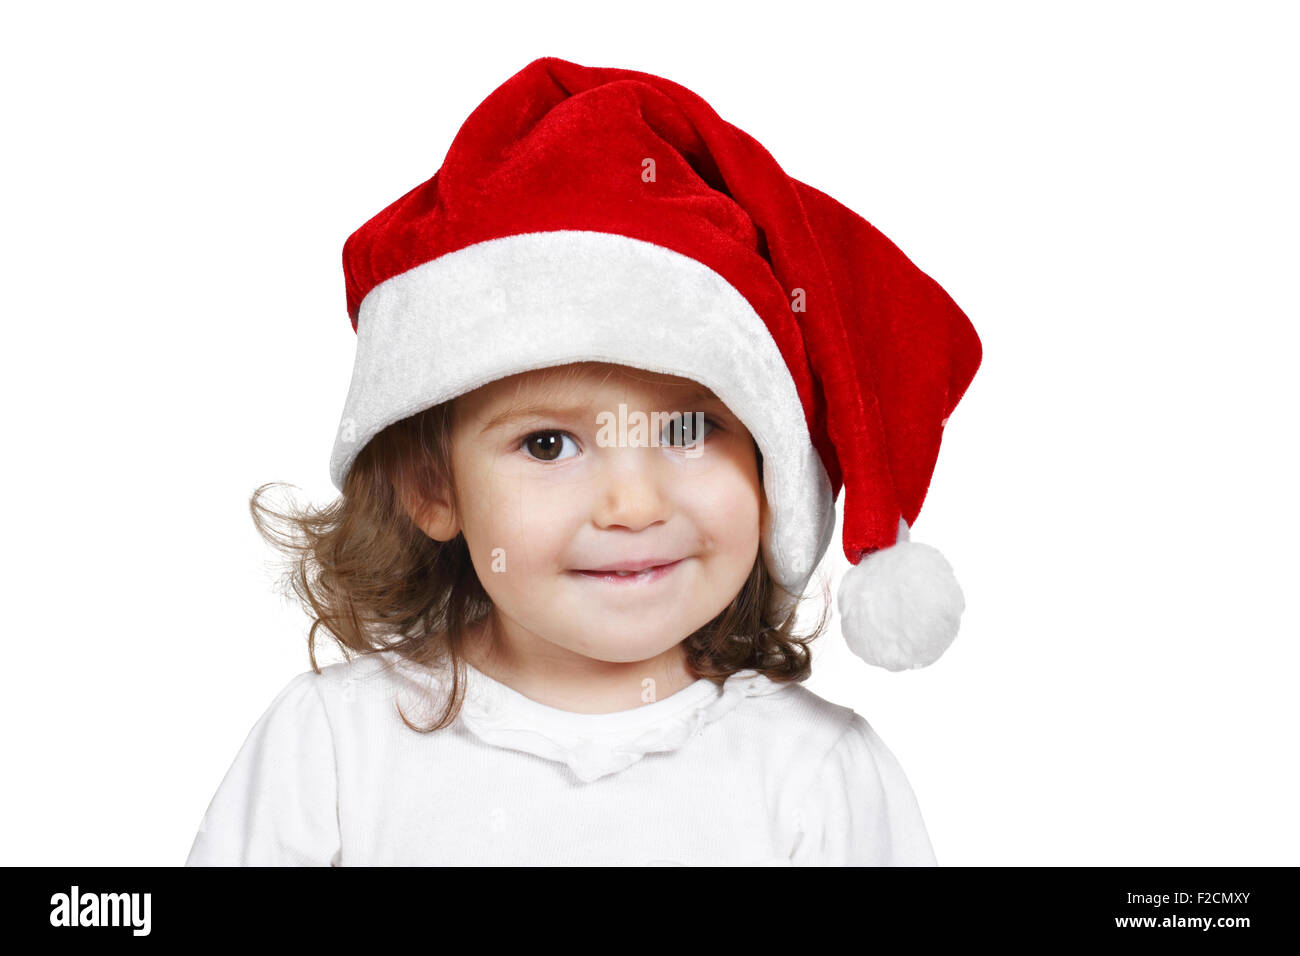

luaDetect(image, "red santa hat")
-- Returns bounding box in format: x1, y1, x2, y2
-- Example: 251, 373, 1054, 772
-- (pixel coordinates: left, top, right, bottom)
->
332, 57, 982, 671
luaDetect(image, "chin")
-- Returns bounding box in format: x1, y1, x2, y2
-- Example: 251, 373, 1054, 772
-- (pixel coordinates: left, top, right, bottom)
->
571, 638, 683, 665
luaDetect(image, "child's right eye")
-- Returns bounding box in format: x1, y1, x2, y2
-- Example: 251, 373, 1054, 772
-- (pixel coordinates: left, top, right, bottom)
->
520, 430, 579, 462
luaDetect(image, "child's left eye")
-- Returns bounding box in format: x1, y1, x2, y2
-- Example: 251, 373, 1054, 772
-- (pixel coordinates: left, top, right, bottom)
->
661, 414, 717, 447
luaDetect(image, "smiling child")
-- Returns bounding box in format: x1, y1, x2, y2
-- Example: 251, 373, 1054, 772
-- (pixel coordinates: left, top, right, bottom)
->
185, 57, 981, 866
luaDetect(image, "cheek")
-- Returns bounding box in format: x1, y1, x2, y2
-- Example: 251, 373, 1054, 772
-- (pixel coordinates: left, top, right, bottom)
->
461, 466, 577, 568
690, 457, 762, 549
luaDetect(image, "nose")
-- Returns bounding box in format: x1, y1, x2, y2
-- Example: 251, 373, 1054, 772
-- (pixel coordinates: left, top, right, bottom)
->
590, 447, 671, 532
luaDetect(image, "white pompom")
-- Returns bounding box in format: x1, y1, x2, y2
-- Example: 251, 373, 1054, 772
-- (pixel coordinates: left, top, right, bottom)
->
837, 541, 965, 671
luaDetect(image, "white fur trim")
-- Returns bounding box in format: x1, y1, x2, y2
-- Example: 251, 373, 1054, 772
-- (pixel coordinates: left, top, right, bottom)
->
836, 526, 965, 671
330, 230, 835, 593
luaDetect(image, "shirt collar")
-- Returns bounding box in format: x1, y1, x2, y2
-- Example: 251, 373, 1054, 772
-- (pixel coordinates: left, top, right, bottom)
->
392, 653, 788, 783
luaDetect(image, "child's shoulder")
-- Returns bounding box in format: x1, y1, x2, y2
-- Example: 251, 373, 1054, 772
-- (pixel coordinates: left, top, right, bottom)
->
253, 650, 449, 744
751, 678, 923, 819
250, 650, 432, 723
738, 674, 866, 757
294, 648, 432, 701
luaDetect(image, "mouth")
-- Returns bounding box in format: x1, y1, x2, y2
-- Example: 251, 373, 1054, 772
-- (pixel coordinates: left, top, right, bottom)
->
569, 558, 685, 585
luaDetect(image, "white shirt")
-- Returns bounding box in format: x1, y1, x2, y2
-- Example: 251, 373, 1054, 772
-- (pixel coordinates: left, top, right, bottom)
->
185, 649, 937, 866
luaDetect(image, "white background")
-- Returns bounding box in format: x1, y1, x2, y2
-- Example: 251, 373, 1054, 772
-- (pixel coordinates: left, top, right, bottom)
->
2, 0, 1296, 866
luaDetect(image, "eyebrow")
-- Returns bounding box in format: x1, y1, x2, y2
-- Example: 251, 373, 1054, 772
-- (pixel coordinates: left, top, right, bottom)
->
478, 388, 723, 434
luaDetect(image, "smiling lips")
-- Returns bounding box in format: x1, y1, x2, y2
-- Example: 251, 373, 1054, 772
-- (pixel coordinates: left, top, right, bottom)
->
571, 558, 684, 584
578, 556, 680, 573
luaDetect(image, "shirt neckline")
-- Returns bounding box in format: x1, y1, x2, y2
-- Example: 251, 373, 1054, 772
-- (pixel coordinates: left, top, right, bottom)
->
461, 659, 723, 735
385, 650, 791, 782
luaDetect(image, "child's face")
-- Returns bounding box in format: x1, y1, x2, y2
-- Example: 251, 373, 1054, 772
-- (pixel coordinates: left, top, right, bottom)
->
411, 362, 763, 668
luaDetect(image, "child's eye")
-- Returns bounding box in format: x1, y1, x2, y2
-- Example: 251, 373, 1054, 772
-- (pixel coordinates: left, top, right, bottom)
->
520, 430, 579, 462
661, 414, 717, 448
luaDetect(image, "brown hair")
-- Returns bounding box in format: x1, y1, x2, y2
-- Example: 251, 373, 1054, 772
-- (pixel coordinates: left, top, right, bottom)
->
251, 366, 831, 732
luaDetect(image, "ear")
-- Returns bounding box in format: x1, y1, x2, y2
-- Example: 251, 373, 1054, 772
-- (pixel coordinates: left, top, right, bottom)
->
396, 474, 461, 543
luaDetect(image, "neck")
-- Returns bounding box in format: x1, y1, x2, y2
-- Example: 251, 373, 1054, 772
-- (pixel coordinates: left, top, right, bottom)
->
460, 613, 698, 714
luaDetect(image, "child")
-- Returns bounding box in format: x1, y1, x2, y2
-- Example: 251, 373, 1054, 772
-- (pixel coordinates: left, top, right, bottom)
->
185, 57, 981, 866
